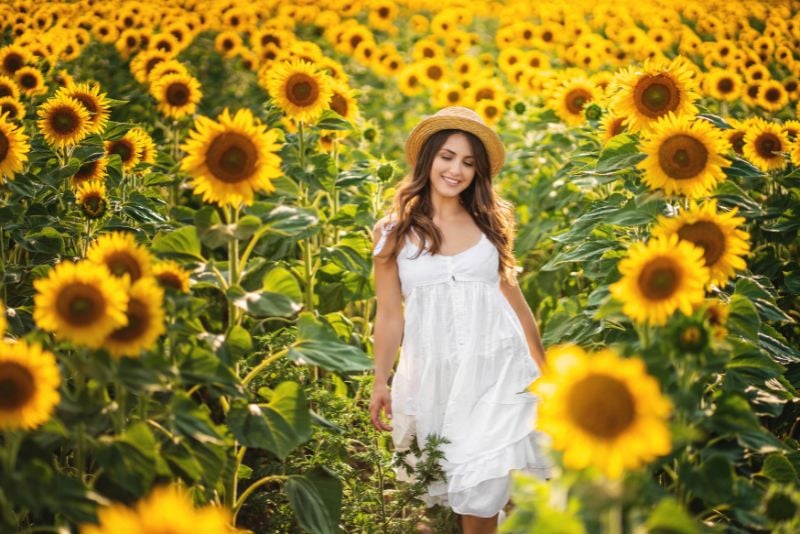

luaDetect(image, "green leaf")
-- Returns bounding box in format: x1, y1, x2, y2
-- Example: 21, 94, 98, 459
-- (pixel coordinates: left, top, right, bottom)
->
263, 266, 304, 302
227, 381, 312, 460
235, 215, 263, 240
245, 202, 319, 237
169, 392, 226, 445
287, 312, 372, 372
286, 471, 341, 534
760, 454, 800, 484
151, 226, 204, 261
698, 454, 734, 505
22, 227, 65, 255
758, 323, 800, 364
595, 134, 646, 173
541, 239, 618, 270
95, 422, 158, 497
734, 278, 792, 323
227, 285, 303, 318
316, 109, 352, 131
645, 498, 700, 534
727, 294, 760, 341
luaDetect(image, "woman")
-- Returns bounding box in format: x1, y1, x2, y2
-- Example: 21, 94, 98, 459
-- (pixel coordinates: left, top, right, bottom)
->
370, 106, 550, 533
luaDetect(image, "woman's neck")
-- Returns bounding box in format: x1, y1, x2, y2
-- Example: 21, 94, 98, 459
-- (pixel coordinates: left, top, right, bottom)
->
430, 191, 467, 221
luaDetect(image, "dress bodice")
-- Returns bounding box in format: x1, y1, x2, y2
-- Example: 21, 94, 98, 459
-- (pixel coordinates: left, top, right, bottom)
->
372, 220, 500, 298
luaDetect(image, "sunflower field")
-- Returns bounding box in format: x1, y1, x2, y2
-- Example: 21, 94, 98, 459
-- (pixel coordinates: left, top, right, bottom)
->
0, 0, 799, 532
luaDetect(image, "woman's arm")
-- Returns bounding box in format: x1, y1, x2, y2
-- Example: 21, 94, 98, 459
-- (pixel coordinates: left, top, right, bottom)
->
500, 277, 547, 369
369, 218, 404, 431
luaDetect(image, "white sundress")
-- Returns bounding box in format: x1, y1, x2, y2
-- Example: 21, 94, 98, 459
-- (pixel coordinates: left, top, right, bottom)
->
373, 219, 551, 518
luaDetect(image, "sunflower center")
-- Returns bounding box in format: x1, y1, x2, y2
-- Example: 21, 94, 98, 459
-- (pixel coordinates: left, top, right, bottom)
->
74, 159, 100, 181
4, 53, 23, 74
157, 272, 184, 291
82, 194, 106, 218
635, 74, 680, 117
0, 130, 8, 162
717, 78, 734, 93
105, 251, 142, 281
108, 139, 135, 163
57, 283, 106, 326
764, 88, 781, 103
568, 374, 636, 439
475, 88, 494, 101
658, 134, 708, 179
206, 132, 258, 183
145, 57, 164, 75
109, 299, 148, 342
286, 73, 319, 107
638, 256, 681, 300
0, 102, 17, 119
51, 107, 81, 135
677, 221, 725, 266
0, 362, 35, 411
330, 93, 348, 117
680, 325, 703, 345
447, 90, 459, 103
755, 133, 780, 159
730, 132, 745, 155
0, 85, 12, 97
610, 118, 625, 136
566, 88, 592, 114
19, 73, 37, 89
427, 65, 443, 80
73, 94, 98, 119
166, 82, 190, 106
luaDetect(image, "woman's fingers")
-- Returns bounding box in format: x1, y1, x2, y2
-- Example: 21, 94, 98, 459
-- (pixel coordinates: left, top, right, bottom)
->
369, 394, 393, 432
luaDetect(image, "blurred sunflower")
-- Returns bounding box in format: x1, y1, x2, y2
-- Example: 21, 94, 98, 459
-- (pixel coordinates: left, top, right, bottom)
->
652, 200, 750, 288
147, 59, 190, 84
33, 260, 128, 348
0, 340, 60, 431
150, 72, 202, 119
611, 57, 699, 133
610, 234, 709, 326
532, 344, 672, 479
153, 260, 191, 293
58, 82, 111, 134
601, 114, 628, 144
53, 69, 74, 89
757, 80, 788, 112
103, 277, 165, 358
93, 20, 118, 44
14, 66, 46, 97
130, 49, 171, 84
743, 119, 789, 172
105, 131, 143, 172
115, 28, 143, 59
397, 65, 424, 97
0, 45, 30, 77
0, 75, 19, 99
434, 82, 467, 109
702, 298, 730, 340
0, 96, 24, 121
37, 95, 91, 148
327, 79, 358, 123
475, 99, 504, 126
417, 58, 447, 88
81, 484, 237, 534
266, 60, 333, 124
181, 108, 283, 207
86, 231, 153, 283
214, 30, 242, 58
0, 114, 30, 182
549, 77, 600, 127
75, 180, 107, 219
129, 128, 156, 166
71, 156, 108, 186
703, 69, 740, 102
637, 113, 730, 198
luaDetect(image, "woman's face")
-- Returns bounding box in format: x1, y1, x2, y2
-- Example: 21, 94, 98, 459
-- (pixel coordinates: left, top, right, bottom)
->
428, 132, 476, 200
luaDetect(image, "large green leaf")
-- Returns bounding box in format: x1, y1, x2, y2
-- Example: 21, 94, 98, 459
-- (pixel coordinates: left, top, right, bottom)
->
760, 454, 800, 485
727, 294, 760, 342
286, 469, 342, 534
287, 312, 372, 372
245, 202, 319, 237
95, 422, 159, 497
227, 381, 311, 460
151, 226, 204, 261
227, 285, 303, 318
645, 498, 700, 534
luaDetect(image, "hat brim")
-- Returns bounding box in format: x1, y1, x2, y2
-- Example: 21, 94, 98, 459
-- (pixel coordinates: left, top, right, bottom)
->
405, 115, 505, 177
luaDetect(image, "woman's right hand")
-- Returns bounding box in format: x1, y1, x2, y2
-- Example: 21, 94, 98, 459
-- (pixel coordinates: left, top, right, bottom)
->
369, 383, 393, 432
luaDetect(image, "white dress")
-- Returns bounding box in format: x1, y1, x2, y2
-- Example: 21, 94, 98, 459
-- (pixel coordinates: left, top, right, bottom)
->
373, 219, 551, 518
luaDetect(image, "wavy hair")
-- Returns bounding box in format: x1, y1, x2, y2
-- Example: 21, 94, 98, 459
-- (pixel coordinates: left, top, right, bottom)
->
378, 128, 518, 284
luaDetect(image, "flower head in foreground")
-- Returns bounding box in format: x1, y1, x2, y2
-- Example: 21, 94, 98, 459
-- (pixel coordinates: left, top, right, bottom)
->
181, 108, 283, 207
610, 234, 709, 326
611, 57, 699, 133
81, 484, 238, 534
266, 59, 333, 124
0, 340, 61, 431
37, 94, 92, 148
532, 344, 672, 479
33, 261, 129, 348
652, 200, 750, 288
86, 231, 153, 283
0, 112, 29, 182
637, 113, 730, 198
58, 82, 111, 134
103, 277, 165, 358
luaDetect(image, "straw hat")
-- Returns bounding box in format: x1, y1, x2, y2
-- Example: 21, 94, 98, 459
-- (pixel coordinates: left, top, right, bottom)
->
404, 106, 505, 177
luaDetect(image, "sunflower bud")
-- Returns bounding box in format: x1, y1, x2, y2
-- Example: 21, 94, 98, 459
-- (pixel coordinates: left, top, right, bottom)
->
377, 164, 393, 180
513, 101, 526, 115
584, 103, 602, 122
363, 127, 377, 142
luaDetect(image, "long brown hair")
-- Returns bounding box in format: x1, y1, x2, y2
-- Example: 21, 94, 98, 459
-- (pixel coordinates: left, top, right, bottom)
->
378, 128, 518, 284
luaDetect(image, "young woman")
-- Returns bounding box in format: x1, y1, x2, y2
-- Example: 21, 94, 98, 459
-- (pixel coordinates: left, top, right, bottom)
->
369, 107, 551, 533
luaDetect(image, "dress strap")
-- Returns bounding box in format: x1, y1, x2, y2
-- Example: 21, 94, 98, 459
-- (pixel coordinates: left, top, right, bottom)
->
372, 218, 398, 256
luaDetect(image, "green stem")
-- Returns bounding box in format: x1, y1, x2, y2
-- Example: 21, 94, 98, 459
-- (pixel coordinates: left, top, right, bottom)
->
114, 379, 127, 433
3, 431, 22, 473
242, 348, 289, 387
232, 475, 288, 520
239, 226, 270, 268
227, 204, 241, 326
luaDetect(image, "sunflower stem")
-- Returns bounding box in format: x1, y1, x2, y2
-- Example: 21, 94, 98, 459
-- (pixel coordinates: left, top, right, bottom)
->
228, 204, 242, 326
297, 121, 316, 313
241, 348, 289, 387
2, 430, 22, 474
232, 475, 288, 521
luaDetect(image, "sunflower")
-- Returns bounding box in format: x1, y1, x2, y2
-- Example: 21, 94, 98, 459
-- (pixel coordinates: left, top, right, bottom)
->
0, 340, 60, 431
652, 200, 750, 288
757, 80, 788, 112
434, 82, 468, 109
33, 261, 128, 348
130, 49, 172, 85
0, 45, 30, 77
0, 114, 30, 182
150, 72, 202, 119
702, 298, 730, 340
327, 79, 358, 123
611, 57, 699, 133
549, 77, 601, 127
475, 98, 504, 126
75, 180, 108, 219
0, 75, 20, 100
266, 60, 333, 124
14, 66, 46, 97
214, 31, 242, 57
128, 128, 156, 166
147, 59, 190, 84
181, 108, 283, 207
105, 131, 142, 172
81, 484, 236, 534
610, 234, 709, 326
153, 260, 191, 293
637, 113, 731, 198
742, 119, 789, 172
396, 65, 424, 97
102, 277, 165, 358
532, 344, 671, 479
601, 114, 628, 144
703, 68, 741, 102
115, 28, 143, 59
37, 95, 91, 148
86, 231, 152, 283
53, 69, 74, 89
71, 156, 108, 186
0, 96, 24, 121
57, 82, 111, 134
